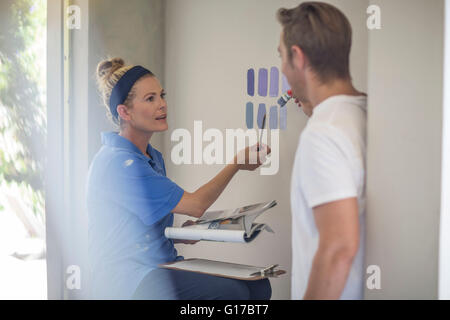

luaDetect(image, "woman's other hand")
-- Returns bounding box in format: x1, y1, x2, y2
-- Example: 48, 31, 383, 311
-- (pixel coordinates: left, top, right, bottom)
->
173, 220, 200, 245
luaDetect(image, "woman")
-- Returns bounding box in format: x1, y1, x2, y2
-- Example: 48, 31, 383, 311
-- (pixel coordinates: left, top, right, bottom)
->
87, 58, 272, 300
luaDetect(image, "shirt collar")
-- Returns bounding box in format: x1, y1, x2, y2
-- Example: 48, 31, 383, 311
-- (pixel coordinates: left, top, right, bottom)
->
101, 131, 155, 161
312, 94, 367, 119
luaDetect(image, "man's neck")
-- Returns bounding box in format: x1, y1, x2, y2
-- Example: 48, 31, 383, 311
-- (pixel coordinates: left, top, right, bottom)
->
307, 76, 363, 108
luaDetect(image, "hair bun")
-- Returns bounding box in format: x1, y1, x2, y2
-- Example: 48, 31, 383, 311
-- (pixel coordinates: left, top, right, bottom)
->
96, 57, 125, 82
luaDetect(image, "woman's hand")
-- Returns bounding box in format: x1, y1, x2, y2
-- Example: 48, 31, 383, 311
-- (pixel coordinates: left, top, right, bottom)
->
173, 220, 200, 245
232, 143, 271, 171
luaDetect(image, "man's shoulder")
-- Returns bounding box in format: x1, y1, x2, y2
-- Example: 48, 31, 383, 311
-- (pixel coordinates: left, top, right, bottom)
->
300, 122, 343, 144
329, 94, 367, 110
313, 95, 367, 123
298, 120, 363, 164
303, 98, 366, 146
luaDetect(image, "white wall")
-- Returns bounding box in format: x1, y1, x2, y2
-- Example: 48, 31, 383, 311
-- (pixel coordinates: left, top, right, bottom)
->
163, 0, 368, 299
88, 0, 165, 159
365, 0, 444, 299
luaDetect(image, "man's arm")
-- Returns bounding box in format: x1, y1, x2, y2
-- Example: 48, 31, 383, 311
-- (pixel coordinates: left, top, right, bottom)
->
303, 197, 360, 299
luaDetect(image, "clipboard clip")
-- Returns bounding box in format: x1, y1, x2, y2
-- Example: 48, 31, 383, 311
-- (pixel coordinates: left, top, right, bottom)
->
250, 264, 279, 276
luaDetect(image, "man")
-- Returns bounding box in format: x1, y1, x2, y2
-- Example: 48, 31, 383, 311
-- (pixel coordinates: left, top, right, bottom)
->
277, 2, 367, 299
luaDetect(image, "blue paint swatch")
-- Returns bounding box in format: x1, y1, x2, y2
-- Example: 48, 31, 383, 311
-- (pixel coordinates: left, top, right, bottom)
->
269, 67, 279, 97
247, 69, 255, 96
281, 74, 290, 93
279, 104, 287, 130
258, 68, 268, 97
257, 104, 266, 129
269, 106, 278, 129
246, 102, 253, 129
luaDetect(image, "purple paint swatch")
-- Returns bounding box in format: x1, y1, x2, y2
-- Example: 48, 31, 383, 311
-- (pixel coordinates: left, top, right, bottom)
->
280, 104, 287, 130
281, 74, 290, 93
257, 104, 266, 129
246, 102, 253, 129
269, 67, 279, 97
247, 69, 255, 96
269, 106, 278, 129
258, 68, 268, 97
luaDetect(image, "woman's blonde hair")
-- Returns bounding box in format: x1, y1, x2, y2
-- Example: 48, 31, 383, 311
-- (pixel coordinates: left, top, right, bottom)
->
96, 57, 152, 125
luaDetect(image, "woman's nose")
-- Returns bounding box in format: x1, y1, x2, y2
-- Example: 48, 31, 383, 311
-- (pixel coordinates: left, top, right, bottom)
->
160, 99, 167, 109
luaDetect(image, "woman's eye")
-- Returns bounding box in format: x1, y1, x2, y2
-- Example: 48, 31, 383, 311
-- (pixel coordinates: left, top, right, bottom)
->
161, 93, 166, 99
147, 96, 154, 102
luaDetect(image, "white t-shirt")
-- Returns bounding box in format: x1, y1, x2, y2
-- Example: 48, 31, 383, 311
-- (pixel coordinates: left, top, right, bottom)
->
290, 94, 367, 300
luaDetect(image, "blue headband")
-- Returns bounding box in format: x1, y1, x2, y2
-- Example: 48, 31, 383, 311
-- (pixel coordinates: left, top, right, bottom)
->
109, 66, 151, 119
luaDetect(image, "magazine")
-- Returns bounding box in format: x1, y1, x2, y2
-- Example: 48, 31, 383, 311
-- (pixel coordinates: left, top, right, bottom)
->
165, 200, 277, 243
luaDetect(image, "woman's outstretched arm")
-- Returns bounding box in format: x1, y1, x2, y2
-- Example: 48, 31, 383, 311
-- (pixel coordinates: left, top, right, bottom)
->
171, 144, 270, 218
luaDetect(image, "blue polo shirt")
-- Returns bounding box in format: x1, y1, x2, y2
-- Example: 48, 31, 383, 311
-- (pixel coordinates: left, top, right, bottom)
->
86, 132, 184, 299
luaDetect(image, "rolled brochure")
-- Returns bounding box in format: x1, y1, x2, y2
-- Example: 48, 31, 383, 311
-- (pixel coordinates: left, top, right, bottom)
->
165, 200, 277, 243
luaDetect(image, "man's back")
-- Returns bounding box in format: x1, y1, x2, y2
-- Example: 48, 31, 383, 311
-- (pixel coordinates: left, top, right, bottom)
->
290, 94, 367, 299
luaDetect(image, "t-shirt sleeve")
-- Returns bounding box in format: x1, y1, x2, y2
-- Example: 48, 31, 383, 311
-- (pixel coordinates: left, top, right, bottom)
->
298, 125, 358, 209
107, 155, 184, 226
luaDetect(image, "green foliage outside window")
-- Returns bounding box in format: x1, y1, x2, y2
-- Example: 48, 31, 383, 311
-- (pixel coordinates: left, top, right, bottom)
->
0, 0, 46, 222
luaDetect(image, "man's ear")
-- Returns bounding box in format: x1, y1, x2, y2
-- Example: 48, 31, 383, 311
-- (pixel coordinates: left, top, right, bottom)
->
116, 104, 131, 122
290, 45, 306, 71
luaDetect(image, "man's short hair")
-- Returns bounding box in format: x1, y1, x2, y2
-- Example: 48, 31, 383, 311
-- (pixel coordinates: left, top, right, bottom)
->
277, 1, 352, 83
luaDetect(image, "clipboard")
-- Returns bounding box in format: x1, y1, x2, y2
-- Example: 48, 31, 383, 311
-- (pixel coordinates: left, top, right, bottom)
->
159, 258, 286, 281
